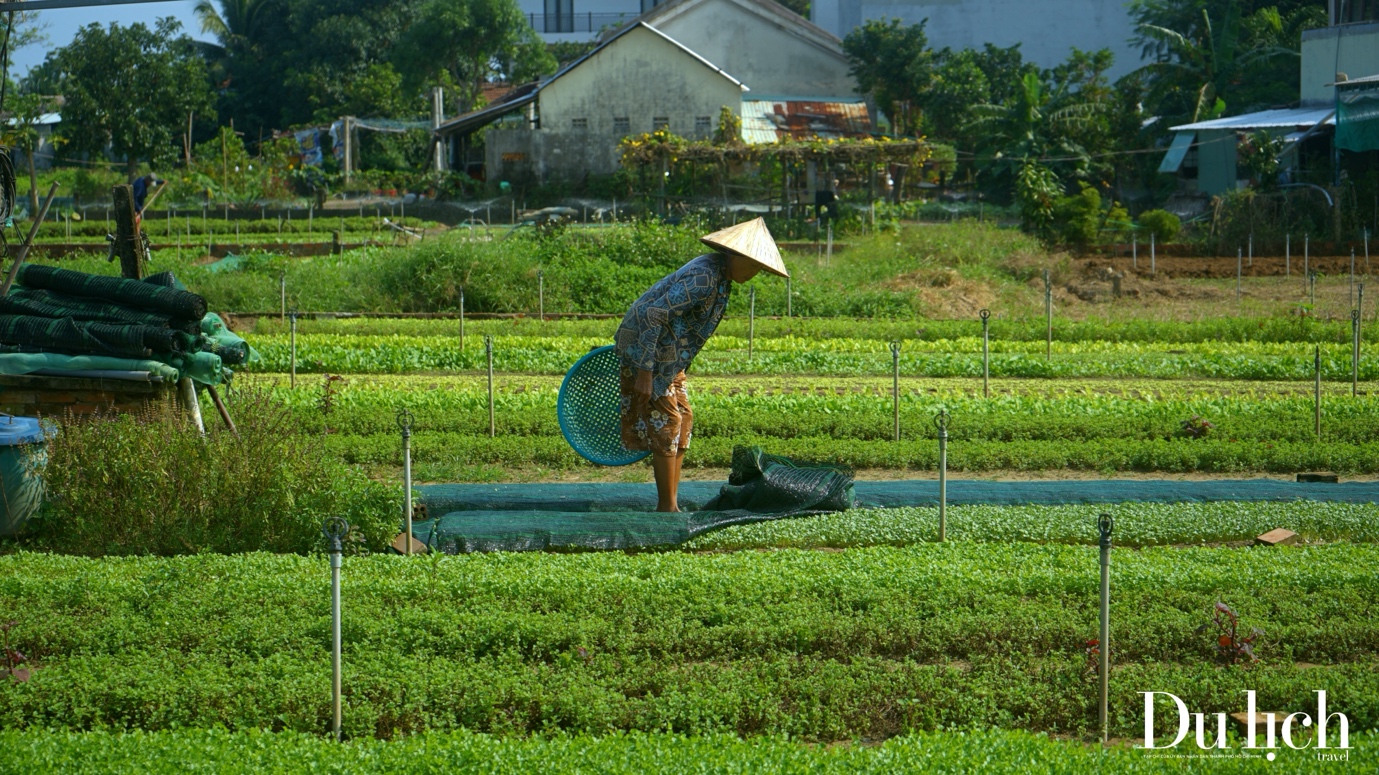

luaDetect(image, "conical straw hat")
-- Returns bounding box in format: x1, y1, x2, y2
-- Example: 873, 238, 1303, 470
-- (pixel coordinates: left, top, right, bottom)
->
700, 218, 789, 278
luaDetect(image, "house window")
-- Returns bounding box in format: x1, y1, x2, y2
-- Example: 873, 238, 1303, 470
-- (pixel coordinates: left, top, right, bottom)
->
613, 117, 630, 135
695, 116, 711, 135
544, 0, 573, 32
653, 116, 670, 131
571, 117, 588, 130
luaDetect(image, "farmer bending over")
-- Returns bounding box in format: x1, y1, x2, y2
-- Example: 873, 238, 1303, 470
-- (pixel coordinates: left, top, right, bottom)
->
614, 218, 788, 512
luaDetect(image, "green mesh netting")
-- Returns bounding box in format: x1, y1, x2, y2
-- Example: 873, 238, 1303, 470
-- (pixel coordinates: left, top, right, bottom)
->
1338, 82, 1379, 153
0, 288, 198, 333
16, 265, 208, 320
0, 315, 194, 359
199, 313, 255, 366
411, 446, 855, 552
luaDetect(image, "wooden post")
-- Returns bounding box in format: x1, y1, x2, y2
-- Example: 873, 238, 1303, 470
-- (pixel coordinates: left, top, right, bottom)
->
111, 185, 146, 279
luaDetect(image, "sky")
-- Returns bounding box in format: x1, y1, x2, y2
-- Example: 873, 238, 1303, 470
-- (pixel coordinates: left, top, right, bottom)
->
9, 1, 211, 77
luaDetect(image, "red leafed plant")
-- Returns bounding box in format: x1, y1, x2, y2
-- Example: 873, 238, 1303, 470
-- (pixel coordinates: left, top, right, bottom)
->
1196, 602, 1263, 665
1083, 638, 1102, 677
1180, 415, 1214, 439
2, 620, 29, 682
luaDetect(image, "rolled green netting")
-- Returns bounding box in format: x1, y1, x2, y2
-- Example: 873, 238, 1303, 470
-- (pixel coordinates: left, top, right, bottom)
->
0, 352, 181, 382
0, 316, 198, 359
162, 351, 224, 385
412, 446, 855, 552
199, 313, 255, 366
17, 265, 208, 320
0, 287, 198, 332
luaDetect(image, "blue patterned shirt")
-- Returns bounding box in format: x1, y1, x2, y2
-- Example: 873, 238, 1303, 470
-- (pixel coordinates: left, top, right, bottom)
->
615, 254, 732, 397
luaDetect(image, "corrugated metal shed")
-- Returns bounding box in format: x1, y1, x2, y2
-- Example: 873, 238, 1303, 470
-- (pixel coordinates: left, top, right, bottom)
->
1170, 107, 1335, 132
741, 99, 871, 143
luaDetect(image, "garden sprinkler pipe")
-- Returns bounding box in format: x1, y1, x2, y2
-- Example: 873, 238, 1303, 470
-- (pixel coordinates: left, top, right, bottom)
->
1098, 512, 1114, 744
1354, 310, 1361, 397
1315, 346, 1322, 438
280, 273, 286, 322
538, 269, 544, 322
748, 287, 756, 361
1352, 250, 1357, 309
890, 341, 901, 441
289, 311, 298, 388
1043, 270, 1052, 360
322, 517, 350, 742
979, 309, 991, 398
935, 409, 949, 542
1150, 233, 1156, 274
486, 335, 495, 437
459, 287, 465, 350
397, 408, 414, 555
1131, 234, 1137, 270
1248, 232, 1253, 267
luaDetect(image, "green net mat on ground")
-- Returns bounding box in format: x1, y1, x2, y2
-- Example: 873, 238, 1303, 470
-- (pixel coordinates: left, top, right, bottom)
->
411, 446, 856, 553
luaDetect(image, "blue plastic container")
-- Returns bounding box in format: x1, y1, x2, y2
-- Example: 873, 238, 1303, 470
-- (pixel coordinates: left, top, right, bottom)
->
0, 415, 46, 536
557, 345, 650, 467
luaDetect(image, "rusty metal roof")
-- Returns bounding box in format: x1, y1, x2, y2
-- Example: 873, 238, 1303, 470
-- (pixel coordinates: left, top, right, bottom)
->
741, 99, 872, 143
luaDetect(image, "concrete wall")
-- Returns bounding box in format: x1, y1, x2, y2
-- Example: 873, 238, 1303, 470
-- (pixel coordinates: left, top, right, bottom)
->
651, 0, 857, 97
812, 0, 1141, 80
1301, 23, 1379, 106
490, 25, 744, 181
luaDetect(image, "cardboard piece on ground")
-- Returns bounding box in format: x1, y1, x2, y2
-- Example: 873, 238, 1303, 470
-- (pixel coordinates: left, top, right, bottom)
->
391, 533, 428, 554
1296, 472, 1339, 483
1255, 528, 1300, 546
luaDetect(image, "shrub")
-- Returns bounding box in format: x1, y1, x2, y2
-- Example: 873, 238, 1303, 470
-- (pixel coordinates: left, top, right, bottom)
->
1052, 184, 1101, 247
1138, 209, 1180, 243
24, 384, 397, 555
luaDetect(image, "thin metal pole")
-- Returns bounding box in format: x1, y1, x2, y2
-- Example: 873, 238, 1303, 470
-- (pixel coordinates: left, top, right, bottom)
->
398, 409, 414, 555
890, 341, 901, 441
322, 518, 348, 743
1248, 232, 1253, 267
538, 269, 544, 322
459, 287, 465, 350
1286, 233, 1291, 277
1354, 310, 1361, 397
748, 286, 756, 361
1131, 234, 1137, 270
1352, 249, 1357, 309
1241, 246, 1252, 299
786, 275, 792, 318
1098, 513, 1114, 743
280, 272, 286, 321
486, 335, 495, 437
1150, 233, 1156, 274
980, 309, 991, 398
1315, 345, 1322, 438
1310, 272, 1317, 307
289, 311, 298, 388
1043, 269, 1052, 360
1304, 234, 1310, 281
935, 409, 948, 542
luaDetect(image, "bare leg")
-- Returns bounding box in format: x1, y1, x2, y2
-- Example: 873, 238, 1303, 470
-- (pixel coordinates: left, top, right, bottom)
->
653, 452, 680, 512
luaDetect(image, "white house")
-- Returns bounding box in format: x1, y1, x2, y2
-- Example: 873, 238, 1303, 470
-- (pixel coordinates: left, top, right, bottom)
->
635, 0, 858, 99
810, 0, 1142, 80
481, 21, 748, 182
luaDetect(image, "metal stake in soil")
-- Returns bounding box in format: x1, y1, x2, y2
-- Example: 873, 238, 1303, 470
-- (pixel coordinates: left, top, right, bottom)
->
748, 286, 756, 361
398, 409, 414, 555
1098, 512, 1114, 743
1304, 234, 1310, 281
1315, 346, 1322, 437
289, 311, 298, 388
537, 269, 544, 322
458, 287, 465, 350
1236, 248, 1242, 301
890, 341, 901, 441
1352, 249, 1357, 309
279, 272, 286, 321
1043, 270, 1052, 360
1309, 272, 1317, 307
1131, 235, 1137, 270
1354, 310, 1362, 397
1248, 232, 1253, 267
935, 409, 949, 542
980, 309, 991, 398
486, 335, 495, 437
1150, 233, 1156, 274
322, 517, 349, 742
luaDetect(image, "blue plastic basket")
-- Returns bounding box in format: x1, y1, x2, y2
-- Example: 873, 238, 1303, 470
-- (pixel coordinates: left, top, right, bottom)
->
557, 345, 650, 467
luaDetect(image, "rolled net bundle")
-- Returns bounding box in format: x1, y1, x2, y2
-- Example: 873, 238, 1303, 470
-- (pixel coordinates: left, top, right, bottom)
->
17, 265, 208, 320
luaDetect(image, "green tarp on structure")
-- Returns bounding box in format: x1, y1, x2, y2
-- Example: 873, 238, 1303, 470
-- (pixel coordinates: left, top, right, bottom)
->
1338, 81, 1379, 153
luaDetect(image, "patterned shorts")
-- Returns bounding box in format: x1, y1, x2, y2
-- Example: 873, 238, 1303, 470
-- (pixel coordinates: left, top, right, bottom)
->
620, 367, 692, 456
